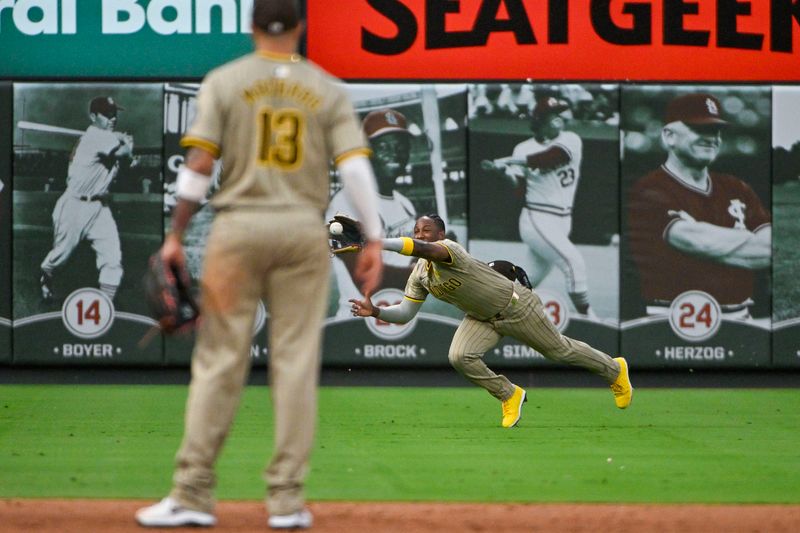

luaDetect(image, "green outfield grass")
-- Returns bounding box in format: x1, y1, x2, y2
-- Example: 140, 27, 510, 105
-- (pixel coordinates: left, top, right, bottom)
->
1, 385, 798, 503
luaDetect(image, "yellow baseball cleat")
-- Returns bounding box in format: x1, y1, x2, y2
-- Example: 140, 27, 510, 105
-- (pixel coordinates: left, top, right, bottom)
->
501, 385, 527, 428
611, 357, 633, 409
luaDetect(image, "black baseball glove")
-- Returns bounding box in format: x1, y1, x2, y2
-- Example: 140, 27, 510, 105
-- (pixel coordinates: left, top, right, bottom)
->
143, 252, 200, 334
327, 213, 365, 254
488, 259, 533, 289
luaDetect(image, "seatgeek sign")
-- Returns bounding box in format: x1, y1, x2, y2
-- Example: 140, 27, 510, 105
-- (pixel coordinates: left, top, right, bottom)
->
306, 0, 800, 81
0, 0, 255, 77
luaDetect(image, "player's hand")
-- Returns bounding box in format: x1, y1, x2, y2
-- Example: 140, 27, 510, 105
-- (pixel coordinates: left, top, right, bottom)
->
354, 240, 383, 296
115, 132, 135, 156
480, 159, 499, 171
160, 232, 186, 273
668, 209, 697, 223
115, 131, 133, 144
349, 292, 376, 318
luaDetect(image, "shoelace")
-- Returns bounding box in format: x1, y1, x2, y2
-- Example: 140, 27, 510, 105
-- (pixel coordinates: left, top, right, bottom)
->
610, 382, 625, 394
502, 395, 517, 416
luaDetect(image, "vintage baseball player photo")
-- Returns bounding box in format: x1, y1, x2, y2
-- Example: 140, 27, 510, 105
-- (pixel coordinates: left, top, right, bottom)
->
0, 82, 11, 362
468, 83, 621, 365
771, 86, 800, 367
323, 83, 469, 366
12, 83, 164, 364
620, 85, 772, 367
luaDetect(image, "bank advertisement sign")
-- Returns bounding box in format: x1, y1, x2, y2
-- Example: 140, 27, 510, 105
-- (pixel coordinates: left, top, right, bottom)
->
0, 0, 254, 78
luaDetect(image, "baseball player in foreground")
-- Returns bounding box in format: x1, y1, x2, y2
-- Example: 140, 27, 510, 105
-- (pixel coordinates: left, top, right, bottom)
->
349, 214, 633, 428
327, 108, 417, 317
39, 96, 133, 302
135, 0, 383, 529
482, 95, 595, 317
627, 93, 771, 317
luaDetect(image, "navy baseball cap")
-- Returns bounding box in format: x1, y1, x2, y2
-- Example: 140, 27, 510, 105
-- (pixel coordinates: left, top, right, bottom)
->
362, 108, 410, 139
252, 0, 300, 35
665, 93, 728, 126
89, 96, 124, 118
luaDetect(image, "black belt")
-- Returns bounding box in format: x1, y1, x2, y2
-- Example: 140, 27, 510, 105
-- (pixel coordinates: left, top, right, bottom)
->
78, 194, 107, 202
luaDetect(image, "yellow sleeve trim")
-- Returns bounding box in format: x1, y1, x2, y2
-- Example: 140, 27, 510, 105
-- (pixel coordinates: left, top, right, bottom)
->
334, 147, 371, 165
180, 136, 221, 158
404, 295, 425, 303
399, 237, 414, 256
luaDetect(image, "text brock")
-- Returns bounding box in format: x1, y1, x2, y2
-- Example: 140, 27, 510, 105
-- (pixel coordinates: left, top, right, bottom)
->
363, 0, 800, 55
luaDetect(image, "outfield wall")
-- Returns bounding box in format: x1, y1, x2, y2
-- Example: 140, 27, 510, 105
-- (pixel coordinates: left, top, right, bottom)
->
1, 82, 800, 370
1, 2, 799, 370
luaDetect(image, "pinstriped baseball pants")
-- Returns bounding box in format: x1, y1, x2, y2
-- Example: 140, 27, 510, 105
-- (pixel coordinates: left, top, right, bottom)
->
448, 285, 620, 401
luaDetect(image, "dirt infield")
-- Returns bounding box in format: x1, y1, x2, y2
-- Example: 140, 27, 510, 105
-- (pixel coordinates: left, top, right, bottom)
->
2, 499, 800, 532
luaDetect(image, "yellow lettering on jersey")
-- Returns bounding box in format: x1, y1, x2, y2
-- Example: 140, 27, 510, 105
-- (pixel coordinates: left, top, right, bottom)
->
256, 106, 305, 171
429, 277, 462, 298
243, 79, 322, 111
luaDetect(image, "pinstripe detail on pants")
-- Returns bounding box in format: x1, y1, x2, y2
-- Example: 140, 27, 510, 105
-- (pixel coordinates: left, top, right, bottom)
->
447, 287, 620, 400
449, 316, 514, 401
500, 289, 619, 382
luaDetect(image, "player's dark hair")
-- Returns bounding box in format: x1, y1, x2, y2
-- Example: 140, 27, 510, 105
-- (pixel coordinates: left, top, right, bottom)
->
424, 213, 446, 233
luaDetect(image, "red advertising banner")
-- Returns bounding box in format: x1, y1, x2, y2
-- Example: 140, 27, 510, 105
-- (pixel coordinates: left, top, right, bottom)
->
307, 0, 800, 81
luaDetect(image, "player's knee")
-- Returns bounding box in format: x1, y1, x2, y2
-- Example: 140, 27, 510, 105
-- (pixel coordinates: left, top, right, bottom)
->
448, 349, 467, 370
448, 349, 481, 370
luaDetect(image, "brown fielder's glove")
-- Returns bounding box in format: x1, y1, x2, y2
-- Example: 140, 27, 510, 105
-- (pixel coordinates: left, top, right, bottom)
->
328, 213, 365, 254
143, 252, 200, 334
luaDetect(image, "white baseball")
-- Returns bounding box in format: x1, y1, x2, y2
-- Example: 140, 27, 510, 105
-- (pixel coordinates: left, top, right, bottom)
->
329, 221, 344, 235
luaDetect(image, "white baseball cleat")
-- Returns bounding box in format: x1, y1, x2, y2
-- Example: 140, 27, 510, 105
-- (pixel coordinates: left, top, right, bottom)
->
135, 497, 216, 528
268, 509, 313, 529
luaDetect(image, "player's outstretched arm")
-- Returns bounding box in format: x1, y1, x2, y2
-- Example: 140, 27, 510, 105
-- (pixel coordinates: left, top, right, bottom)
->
383, 237, 450, 263
349, 293, 423, 324
667, 220, 771, 269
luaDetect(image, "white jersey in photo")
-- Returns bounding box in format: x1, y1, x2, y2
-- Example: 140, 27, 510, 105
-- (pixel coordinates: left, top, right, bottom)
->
66, 126, 124, 197
507, 130, 582, 215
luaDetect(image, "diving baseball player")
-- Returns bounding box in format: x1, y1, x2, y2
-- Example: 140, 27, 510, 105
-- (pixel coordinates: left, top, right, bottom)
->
327, 108, 416, 317
481, 96, 594, 317
39, 96, 133, 302
349, 214, 633, 429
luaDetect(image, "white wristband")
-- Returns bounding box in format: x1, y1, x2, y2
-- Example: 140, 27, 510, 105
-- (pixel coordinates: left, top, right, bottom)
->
176, 165, 212, 202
